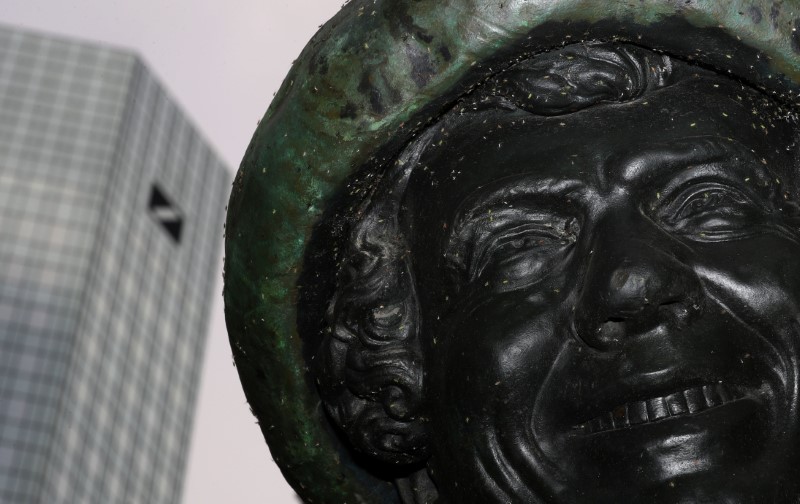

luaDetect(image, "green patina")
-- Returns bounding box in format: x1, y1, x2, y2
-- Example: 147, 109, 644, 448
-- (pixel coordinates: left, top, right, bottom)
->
224, 1, 800, 501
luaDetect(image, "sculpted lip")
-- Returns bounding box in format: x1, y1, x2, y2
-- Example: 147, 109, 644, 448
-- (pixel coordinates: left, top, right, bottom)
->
574, 383, 740, 434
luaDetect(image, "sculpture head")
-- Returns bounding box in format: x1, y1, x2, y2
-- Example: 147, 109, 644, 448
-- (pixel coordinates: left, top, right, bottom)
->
318, 42, 800, 502
223, 2, 800, 502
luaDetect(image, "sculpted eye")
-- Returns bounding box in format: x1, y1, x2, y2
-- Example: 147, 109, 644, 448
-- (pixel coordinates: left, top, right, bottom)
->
498, 232, 559, 253
471, 219, 578, 283
658, 182, 769, 239
673, 190, 746, 220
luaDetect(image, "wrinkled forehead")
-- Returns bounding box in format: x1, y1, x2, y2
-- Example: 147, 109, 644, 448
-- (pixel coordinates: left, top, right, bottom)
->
403, 75, 800, 223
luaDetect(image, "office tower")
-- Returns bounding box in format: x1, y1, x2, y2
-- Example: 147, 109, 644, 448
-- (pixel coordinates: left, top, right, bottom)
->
0, 24, 230, 503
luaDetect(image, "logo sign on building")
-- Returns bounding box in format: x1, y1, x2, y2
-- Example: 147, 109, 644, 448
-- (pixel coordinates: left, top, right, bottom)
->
148, 184, 183, 243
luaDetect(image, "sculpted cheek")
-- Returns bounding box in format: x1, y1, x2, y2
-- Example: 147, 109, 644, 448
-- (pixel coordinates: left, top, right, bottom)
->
692, 238, 800, 319
432, 291, 569, 430
453, 292, 563, 359
696, 265, 790, 313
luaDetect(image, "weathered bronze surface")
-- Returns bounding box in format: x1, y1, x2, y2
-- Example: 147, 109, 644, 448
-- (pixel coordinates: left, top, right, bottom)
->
224, 1, 800, 502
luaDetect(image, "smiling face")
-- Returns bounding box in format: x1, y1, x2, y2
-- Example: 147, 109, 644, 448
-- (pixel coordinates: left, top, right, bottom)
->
402, 76, 800, 502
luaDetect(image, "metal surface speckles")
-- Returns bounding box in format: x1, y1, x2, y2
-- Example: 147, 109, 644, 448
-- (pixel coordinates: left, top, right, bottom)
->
224, 1, 800, 501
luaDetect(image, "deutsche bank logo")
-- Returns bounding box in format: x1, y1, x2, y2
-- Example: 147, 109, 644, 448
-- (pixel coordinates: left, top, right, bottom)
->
148, 184, 183, 243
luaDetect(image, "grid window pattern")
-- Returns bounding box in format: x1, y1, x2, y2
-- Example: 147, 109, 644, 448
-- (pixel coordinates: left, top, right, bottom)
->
0, 24, 230, 504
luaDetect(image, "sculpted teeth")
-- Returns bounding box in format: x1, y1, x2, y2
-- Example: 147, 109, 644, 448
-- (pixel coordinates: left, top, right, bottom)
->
579, 383, 737, 434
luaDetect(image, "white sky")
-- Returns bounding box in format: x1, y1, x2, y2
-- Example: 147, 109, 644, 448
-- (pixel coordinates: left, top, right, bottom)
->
2, 1, 344, 502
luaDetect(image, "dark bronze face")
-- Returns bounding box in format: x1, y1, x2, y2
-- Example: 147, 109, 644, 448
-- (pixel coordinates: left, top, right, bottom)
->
402, 76, 800, 502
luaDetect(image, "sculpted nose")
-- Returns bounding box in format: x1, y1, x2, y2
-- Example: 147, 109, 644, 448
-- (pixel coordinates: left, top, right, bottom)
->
574, 223, 702, 351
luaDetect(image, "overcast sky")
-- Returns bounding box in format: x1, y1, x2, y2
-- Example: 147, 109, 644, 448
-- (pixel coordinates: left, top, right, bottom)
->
2, 1, 344, 502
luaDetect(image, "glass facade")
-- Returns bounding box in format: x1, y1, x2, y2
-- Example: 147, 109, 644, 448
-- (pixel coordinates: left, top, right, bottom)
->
0, 25, 230, 504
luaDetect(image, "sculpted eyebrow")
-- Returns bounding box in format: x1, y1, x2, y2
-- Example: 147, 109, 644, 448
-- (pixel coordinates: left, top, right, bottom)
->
612, 136, 769, 185
453, 179, 584, 230
453, 179, 585, 228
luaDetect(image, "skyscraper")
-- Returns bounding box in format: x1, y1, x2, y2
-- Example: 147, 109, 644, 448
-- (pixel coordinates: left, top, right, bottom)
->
0, 24, 230, 503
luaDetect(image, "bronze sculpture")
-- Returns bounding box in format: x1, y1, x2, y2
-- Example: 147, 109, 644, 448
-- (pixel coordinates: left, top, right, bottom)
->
224, 1, 800, 502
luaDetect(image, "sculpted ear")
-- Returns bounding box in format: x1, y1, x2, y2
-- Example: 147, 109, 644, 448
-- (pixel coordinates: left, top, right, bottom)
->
316, 212, 429, 465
